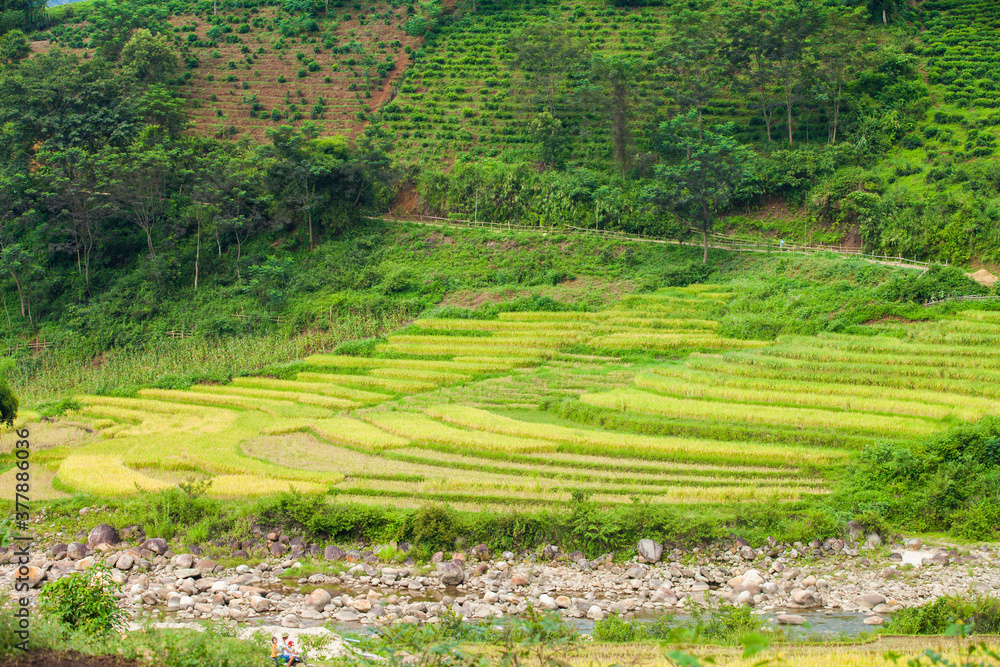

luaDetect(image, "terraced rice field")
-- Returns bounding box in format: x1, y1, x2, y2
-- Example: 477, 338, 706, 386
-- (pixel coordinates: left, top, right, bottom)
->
25, 285, 1000, 510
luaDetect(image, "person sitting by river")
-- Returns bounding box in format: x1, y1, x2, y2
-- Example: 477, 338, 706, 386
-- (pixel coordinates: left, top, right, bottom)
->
279, 632, 303, 666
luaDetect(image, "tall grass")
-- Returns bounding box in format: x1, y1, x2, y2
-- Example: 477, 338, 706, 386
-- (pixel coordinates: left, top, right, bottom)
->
12, 311, 410, 406
425, 405, 844, 467
582, 388, 940, 437
635, 373, 972, 420
365, 411, 558, 453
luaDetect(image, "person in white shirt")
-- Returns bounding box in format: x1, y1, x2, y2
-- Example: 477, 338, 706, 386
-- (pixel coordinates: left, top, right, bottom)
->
279, 632, 303, 666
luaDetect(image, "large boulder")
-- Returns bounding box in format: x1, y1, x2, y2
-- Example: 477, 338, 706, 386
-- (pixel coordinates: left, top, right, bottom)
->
143, 538, 168, 555
171, 553, 194, 569
324, 545, 344, 561
537, 594, 559, 611
66, 542, 87, 560
856, 593, 886, 609
437, 561, 465, 585
304, 588, 331, 611
637, 539, 663, 563
777, 614, 807, 625
21, 566, 45, 588
88, 524, 119, 548
788, 590, 820, 608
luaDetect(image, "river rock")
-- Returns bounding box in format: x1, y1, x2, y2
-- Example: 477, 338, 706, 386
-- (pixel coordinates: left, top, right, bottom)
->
324, 545, 344, 561
538, 594, 559, 611
637, 539, 663, 563
115, 553, 134, 570
335, 609, 360, 623
352, 598, 372, 613
789, 590, 820, 607
587, 605, 604, 621
143, 538, 168, 555
856, 594, 885, 609
304, 588, 331, 610
438, 561, 465, 585
76, 557, 96, 571
777, 614, 807, 625
171, 553, 194, 569
863, 616, 884, 626
739, 546, 756, 560
471, 544, 490, 561
20, 566, 45, 588
66, 542, 87, 560
250, 596, 272, 612
905, 538, 922, 551
88, 524, 119, 548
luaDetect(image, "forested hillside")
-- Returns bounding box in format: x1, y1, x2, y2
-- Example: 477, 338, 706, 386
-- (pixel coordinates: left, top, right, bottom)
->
1, 0, 999, 396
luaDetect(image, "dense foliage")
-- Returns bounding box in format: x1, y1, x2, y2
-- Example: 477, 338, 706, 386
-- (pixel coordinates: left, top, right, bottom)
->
832, 416, 1000, 540
37, 566, 129, 636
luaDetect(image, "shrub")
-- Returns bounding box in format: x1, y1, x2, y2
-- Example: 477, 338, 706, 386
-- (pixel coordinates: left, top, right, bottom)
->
410, 503, 458, 551
0, 365, 18, 426
884, 595, 1000, 635
38, 566, 127, 635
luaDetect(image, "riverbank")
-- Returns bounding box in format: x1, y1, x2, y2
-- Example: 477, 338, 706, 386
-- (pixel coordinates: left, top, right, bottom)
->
5, 526, 998, 635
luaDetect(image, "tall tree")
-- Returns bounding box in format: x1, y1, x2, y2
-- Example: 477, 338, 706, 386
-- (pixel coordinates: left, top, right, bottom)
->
647, 113, 749, 263
590, 55, 639, 177
656, 8, 724, 142
771, 2, 823, 145
40, 147, 109, 296
102, 139, 171, 260
119, 28, 178, 83
813, 8, 869, 144
508, 22, 588, 116
723, 2, 779, 143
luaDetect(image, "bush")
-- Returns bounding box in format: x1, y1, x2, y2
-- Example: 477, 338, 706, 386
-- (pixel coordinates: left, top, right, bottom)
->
0, 366, 19, 426
38, 567, 128, 635
884, 595, 1000, 635
410, 503, 458, 551
831, 417, 1000, 540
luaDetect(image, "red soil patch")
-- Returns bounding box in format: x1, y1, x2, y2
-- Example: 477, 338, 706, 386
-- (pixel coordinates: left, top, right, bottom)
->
169, 5, 422, 142
29, 6, 422, 144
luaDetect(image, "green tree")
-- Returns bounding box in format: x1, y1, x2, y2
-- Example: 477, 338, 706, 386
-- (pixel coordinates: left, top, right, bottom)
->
771, 2, 823, 145
590, 55, 639, 177
723, 2, 779, 143
38, 566, 127, 635
0, 359, 18, 426
812, 8, 870, 144
120, 28, 178, 82
647, 113, 750, 263
0, 51, 141, 169
0, 0, 46, 35
655, 9, 724, 142
530, 112, 570, 170
508, 22, 587, 116
0, 28, 29, 63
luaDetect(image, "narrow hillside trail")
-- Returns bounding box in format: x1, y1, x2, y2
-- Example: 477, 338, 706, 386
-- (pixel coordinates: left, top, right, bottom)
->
367, 214, 934, 272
